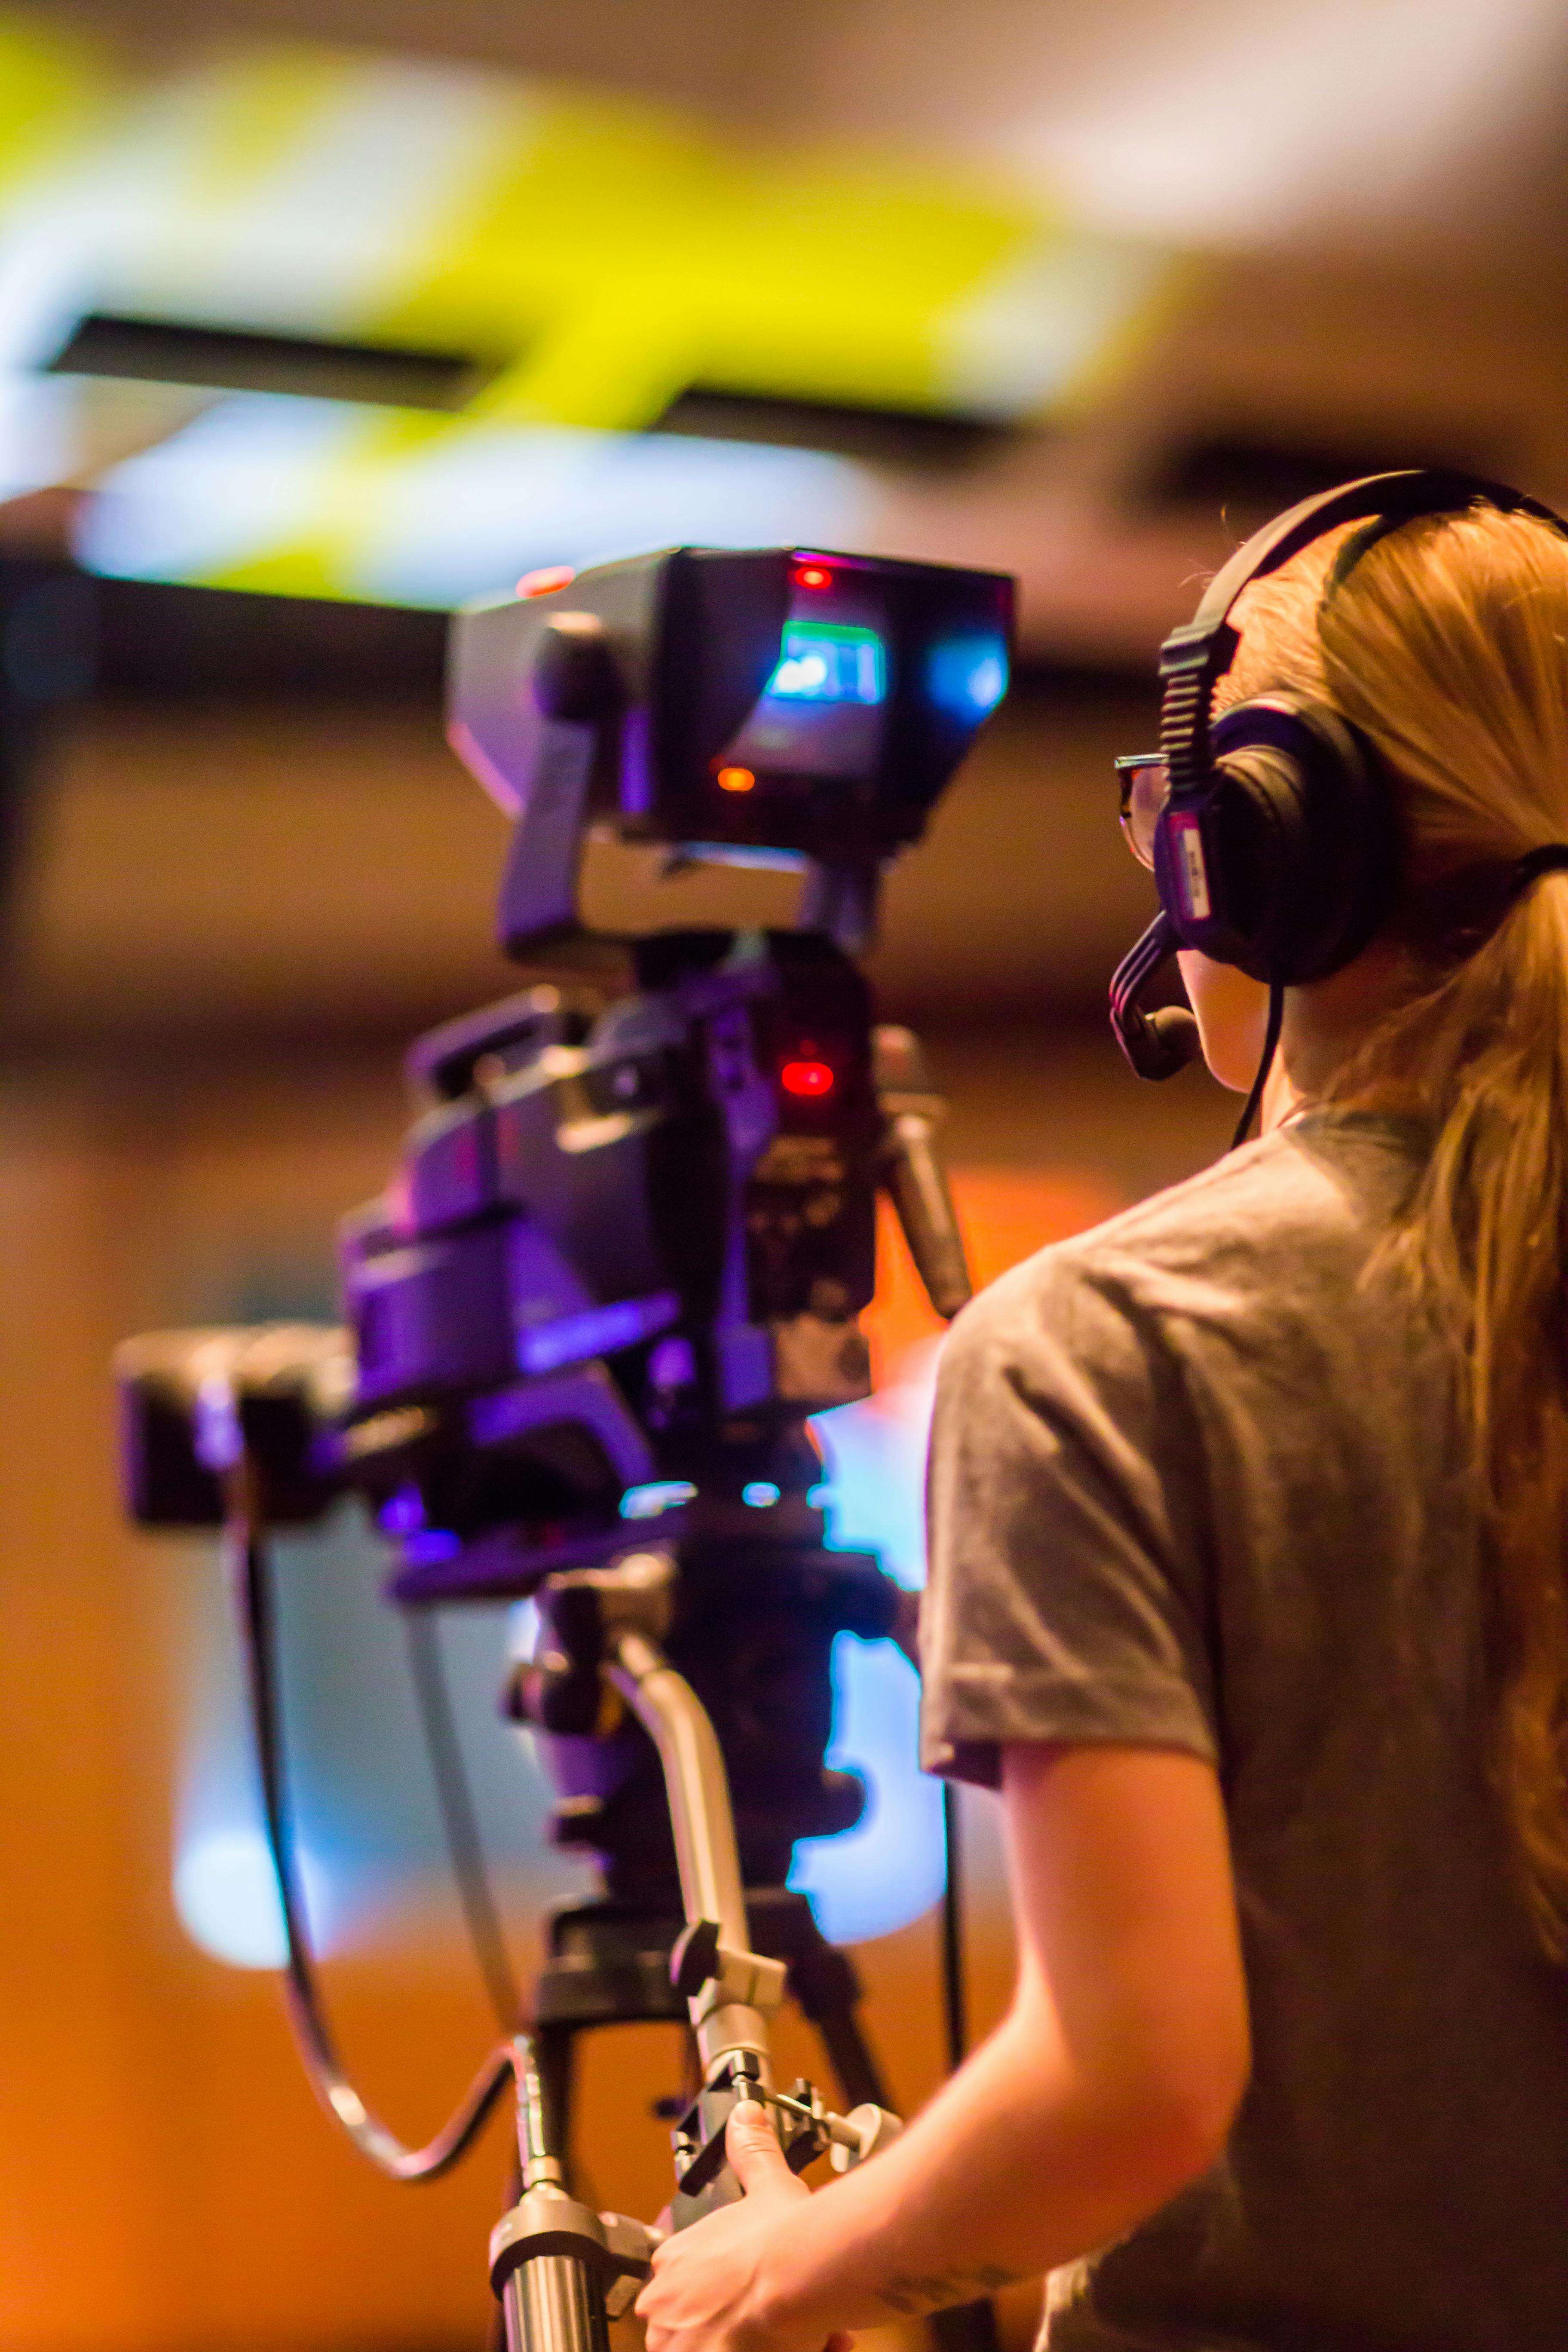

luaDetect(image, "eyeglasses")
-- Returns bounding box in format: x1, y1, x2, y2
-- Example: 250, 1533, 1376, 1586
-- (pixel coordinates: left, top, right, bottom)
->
1115, 753, 1169, 870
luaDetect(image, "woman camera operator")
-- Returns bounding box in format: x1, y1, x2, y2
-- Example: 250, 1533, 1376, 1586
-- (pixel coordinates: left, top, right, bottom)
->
638, 489, 1568, 2352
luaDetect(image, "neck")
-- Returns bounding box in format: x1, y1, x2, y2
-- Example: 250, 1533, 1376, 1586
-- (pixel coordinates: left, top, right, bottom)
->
1262, 937, 1409, 1131
1259, 1037, 1304, 1131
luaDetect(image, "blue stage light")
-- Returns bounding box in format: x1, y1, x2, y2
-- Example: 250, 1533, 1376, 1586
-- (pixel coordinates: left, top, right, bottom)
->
790, 1359, 947, 1943
76, 398, 873, 611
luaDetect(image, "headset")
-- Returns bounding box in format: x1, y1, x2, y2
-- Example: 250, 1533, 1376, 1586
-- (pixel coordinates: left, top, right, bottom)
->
1109, 468, 1568, 1137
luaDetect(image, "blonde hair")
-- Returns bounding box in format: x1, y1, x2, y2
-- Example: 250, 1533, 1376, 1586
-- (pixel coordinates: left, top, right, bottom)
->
1224, 503, 1568, 1955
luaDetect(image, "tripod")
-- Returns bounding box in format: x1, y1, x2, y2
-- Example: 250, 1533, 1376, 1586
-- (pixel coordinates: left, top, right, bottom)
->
220, 1424, 995, 2352
491, 1543, 922, 2348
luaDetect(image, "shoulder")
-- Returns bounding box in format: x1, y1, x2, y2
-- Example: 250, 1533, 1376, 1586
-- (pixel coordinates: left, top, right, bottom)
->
942, 1113, 1423, 1391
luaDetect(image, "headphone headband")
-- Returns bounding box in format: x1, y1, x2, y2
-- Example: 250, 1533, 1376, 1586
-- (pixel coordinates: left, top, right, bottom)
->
1157, 468, 1568, 790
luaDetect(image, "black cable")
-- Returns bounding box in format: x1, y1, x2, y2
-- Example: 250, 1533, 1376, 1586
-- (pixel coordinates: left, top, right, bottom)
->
940, 1780, 968, 2071
1230, 977, 1285, 1152
227, 1498, 515, 2180
403, 1606, 522, 2033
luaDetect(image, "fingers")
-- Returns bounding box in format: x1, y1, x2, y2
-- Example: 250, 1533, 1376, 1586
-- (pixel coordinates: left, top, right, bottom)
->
724, 2098, 796, 2196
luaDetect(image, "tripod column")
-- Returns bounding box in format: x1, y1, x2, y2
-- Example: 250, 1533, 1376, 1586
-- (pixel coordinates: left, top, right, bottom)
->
500, 2252, 608, 2352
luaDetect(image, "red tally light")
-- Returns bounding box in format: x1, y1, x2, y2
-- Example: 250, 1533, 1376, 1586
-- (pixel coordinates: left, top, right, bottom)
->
517, 565, 576, 598
781, 1057, 835, 1098
793, 563, 833, 591
716, 765, 756, 793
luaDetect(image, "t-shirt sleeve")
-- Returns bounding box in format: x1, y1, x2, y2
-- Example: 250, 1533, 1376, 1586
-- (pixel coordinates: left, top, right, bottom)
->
919, 1243, 1220, 1789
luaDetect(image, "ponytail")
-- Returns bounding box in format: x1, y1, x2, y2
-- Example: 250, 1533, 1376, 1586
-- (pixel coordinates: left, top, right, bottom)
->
1223, 504, 1568, 1955
1362, 883, 1568, 1953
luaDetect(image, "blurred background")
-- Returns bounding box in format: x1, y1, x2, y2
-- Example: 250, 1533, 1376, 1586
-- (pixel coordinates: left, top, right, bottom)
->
4, 0, 1568, 2344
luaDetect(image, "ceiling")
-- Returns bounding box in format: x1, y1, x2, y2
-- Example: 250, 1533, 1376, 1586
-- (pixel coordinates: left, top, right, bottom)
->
0, 0, 1556, 663
50, 0, 1568, 259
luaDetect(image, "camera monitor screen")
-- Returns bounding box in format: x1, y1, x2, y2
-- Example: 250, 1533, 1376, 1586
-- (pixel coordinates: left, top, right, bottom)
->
448, 543, 1014, 875
719, 579, 890, 785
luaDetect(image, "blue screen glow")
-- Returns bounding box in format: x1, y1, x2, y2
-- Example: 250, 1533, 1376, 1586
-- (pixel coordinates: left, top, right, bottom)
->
620, 1479, 698, 1520
766, 623, 885, 705
174, 1825, 331, 1970
927, 633, 1009, 720
787, 1631, 944, 1943
782, 1355, 951, 1943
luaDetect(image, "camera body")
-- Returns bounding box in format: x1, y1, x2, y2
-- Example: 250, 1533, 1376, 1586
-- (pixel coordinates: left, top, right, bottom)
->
335, 926, 885, 1600
119, 544, 1013, 1608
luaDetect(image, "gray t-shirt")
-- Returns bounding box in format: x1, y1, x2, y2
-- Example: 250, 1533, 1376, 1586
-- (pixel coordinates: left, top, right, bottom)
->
920, 1112, 1568, 2352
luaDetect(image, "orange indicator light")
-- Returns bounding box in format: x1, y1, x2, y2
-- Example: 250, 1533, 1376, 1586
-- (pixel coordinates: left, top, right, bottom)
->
717, 765, 756, 792
781, 1058, 835, 1098
793, 563, 833, 590
517, 565, 577, 598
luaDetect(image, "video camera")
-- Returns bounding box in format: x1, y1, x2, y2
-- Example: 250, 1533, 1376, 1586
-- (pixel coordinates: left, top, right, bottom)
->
115, 542, 1014, 2352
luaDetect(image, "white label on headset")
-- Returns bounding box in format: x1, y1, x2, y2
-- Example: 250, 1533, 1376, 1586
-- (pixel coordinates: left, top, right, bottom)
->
1173, 816, 1212, 922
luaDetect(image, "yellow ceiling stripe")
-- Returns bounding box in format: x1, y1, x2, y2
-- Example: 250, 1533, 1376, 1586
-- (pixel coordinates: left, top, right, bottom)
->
0, 20, 1175, 435
377, 93, 715, 371
0, 12, 106, 197
384, 127, 1047, 427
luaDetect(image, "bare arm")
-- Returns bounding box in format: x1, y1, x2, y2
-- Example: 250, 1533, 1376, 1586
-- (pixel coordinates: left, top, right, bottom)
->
637, 1742, 1250, 2352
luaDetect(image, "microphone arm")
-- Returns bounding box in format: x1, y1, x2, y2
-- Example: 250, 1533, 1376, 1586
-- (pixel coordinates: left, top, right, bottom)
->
1109, 913, 1202, 1081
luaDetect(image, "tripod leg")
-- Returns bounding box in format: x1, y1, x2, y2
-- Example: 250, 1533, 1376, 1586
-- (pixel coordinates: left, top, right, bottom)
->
795, 1958, 1000, 2352
779, 1907, 998, 2352
491, 2139, 524, 2352
781, 1926, 891, 2112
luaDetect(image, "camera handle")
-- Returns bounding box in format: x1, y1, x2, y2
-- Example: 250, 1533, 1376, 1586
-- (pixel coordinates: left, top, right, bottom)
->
873, 1024, 972, 1324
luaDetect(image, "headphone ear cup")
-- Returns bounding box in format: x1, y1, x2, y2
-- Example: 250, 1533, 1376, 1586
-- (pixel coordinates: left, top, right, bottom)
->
1203, 697, 1396, 983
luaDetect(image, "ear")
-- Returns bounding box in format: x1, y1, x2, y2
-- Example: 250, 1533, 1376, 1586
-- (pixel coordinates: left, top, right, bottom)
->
1176, 950, 1272, 1093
